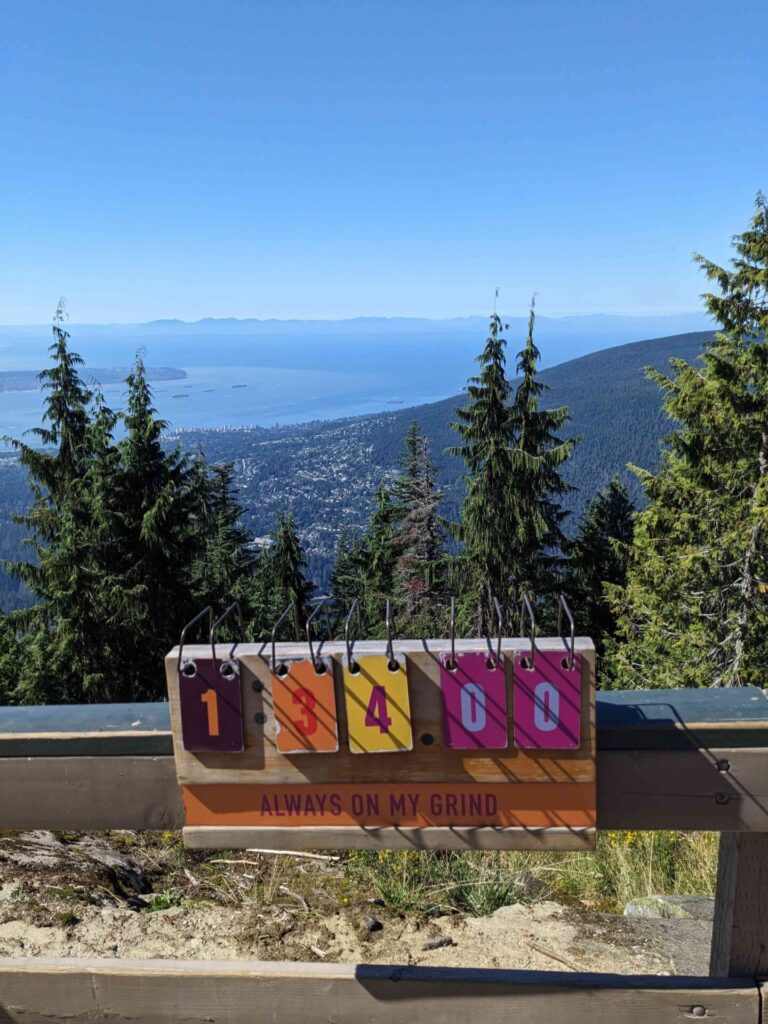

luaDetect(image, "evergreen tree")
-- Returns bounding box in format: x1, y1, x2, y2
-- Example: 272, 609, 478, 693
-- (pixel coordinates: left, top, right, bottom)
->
612, 194, 768, 688
391, 422, 444, 625
448, 309, 518, 631
268, 511, 314, 634
360, 484, 399, 634
329, 528, 367, 627
565, 477, 634, 661
94, 353, 207, 700
4, 301, 102, 702
508, 300, 577, 604
191, 461, 256, 618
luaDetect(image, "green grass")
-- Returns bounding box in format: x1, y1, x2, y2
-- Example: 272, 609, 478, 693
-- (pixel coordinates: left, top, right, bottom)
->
343, 831, 720, 915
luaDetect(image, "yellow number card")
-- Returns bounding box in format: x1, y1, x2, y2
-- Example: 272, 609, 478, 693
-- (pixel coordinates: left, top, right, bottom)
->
342, 654, 413, 754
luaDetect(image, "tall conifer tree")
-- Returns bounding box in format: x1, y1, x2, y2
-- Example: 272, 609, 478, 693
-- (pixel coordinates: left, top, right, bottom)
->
508, 300, 577, 603
565, 477, 634, 661
613, 194, 768, 687
391, 422, 444, 624
449, 308, 517, 630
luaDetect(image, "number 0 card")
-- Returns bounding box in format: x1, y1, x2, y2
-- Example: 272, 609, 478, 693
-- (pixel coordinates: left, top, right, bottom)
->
342, 654, 413, 753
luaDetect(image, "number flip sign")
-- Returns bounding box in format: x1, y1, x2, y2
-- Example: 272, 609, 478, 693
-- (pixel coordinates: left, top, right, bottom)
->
272, 658, 339, 754
178, 658, 245, 753
342, 654, 413, 753
439, 652, 508, 749
513, 651, 581, 749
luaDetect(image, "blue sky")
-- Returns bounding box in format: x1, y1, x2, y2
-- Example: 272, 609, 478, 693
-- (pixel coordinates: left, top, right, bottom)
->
2, 0, 766, 324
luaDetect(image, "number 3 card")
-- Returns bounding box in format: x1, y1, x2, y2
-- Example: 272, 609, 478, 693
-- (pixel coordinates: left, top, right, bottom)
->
513, 650, 581, 749
440, 652, 508, 749
272, 658, 339, 754
178, 659, 245, 753
342, 654, 413, 753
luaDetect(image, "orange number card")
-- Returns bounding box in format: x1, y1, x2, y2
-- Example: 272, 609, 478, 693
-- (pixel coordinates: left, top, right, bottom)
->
272, 658, 339, 754
342, 654, 413, 754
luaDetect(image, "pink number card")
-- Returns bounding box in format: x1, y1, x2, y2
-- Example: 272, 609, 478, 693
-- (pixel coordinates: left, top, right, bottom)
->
439, 652, 508, 750
513, 651, 581, 750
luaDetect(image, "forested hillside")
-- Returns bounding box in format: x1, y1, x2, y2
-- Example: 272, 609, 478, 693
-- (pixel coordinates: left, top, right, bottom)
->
0, 329, 713, 607
169, 329, 713, 583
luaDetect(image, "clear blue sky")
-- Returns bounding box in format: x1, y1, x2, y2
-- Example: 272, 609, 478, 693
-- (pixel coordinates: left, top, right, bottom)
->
2, 0, 766, 324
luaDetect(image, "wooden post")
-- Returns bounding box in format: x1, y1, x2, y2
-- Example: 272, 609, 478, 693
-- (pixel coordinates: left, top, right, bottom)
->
710, 831, 768, 976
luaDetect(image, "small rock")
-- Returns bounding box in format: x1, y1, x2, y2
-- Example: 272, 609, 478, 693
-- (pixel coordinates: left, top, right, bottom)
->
363, 915, 383, 932
368, 898, 386, 907
422, 936, 456, 951
623, 896, 715, 921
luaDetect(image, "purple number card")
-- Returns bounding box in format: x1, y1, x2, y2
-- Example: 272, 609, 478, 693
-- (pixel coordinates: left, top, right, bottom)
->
513, 651, 581, 750
178, 658, 245, 753
439, 652, 508, 750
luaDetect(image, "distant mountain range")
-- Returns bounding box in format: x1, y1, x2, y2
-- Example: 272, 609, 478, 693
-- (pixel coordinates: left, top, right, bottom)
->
0, 313, 712, 377
0, 328, 715, 610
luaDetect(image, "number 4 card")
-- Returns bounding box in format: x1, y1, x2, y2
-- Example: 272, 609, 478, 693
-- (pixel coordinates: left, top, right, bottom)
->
342, 654, 413, 754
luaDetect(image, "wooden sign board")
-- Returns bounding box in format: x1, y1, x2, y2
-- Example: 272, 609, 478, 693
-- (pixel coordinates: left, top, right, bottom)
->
165, 637, 596, 850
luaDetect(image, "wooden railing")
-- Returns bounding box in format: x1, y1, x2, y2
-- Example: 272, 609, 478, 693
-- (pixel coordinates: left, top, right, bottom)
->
2, 687, 768, 1022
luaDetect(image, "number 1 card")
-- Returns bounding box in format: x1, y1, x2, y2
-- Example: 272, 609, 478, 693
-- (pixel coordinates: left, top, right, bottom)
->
342, 654, 413, 753
178, 659, 245, 753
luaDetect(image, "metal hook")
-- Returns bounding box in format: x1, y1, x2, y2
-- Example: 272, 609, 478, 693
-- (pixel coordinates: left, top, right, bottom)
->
491, 595, 504, 667
385, 599, 397, 670
177, 606, 213, 676
557, 593, 576, 670
520, 593, 537, 666
271, 601, 297, 675
344, 598, 362, 672
306, 596, 332, 671
210, 601, 244, 678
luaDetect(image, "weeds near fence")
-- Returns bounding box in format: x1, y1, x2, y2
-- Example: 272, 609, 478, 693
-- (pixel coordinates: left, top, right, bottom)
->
343, 832, 719, 914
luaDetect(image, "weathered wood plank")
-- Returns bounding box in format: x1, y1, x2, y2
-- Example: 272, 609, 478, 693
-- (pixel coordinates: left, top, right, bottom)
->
0, 756, 183, 830
711, 833, 768, 977
184, 825, 596, 850
2, 746, 767, 832
0, 959, 758, 1024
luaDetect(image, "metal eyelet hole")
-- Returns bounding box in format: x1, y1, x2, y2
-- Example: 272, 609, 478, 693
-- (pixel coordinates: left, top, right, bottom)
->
276, 663, 289, 678
313, 661, 327, 676
486, 657, 497, 671
561, 657, 573, 671
181, 660, 197, 678
520, 656, 534, 670
388, 659, 400, 673
716, 759, 731, 774
421, 733, 435, 746
348, 660, 361, 675
445, 658, 457, 672
219, 660, 238, 680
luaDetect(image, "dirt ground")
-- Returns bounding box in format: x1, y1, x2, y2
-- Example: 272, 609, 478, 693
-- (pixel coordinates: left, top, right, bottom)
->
0, 831, 712, 974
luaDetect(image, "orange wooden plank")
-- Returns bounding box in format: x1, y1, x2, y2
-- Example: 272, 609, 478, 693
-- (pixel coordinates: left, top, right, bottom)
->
183, 782, 596, 828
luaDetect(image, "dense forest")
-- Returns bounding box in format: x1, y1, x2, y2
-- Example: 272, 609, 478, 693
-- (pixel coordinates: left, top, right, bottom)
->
0, 195, 765, 702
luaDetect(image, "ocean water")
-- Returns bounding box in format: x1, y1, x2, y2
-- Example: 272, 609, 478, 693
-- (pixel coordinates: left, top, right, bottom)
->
0, 364, 458, 440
